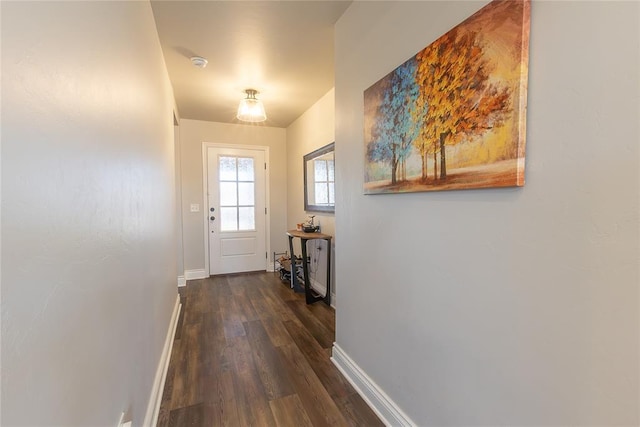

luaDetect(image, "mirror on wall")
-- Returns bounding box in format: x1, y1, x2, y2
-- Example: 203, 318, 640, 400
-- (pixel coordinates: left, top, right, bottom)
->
304, 142, 335, 213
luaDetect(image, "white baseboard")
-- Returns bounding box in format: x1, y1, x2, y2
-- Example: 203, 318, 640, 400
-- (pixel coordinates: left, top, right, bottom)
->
184, 269, 207, 280
177, 276, 186, 287
309, 278, 326, 296
310, 278, 337, 309
331, 344, 415, 427
143, 295, 181, 427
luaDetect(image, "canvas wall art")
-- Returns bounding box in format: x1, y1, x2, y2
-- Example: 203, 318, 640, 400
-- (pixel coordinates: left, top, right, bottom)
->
364, 0, 531, 194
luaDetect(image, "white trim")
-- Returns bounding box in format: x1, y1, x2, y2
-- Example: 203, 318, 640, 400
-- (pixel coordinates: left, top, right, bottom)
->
331, 344, 416, 427
184, 269, 207, 281
309, 278, 336, 309
177, 276, 186, 287
309, 277, 326, 295
143, 295, 181, 427
201, 142, 271, 276
117, 411, 127, 427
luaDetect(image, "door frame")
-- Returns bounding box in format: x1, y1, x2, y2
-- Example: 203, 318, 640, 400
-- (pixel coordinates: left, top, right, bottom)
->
201, 142, 271, 276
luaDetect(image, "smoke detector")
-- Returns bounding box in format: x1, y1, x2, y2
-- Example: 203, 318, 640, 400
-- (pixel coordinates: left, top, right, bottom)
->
190, 56, 208, 68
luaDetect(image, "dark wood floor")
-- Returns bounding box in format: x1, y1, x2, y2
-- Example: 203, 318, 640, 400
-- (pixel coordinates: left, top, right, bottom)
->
157, 272, 383, 427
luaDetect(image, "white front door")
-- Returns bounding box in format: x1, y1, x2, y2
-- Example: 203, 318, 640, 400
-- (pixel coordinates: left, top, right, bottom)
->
207, 146, 267, 275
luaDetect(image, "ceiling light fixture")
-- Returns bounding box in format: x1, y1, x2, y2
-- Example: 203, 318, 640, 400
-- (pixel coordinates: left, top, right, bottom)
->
237, 89, 267, 123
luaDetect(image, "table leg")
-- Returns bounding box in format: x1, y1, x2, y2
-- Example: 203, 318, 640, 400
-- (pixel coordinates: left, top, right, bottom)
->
300, 238, 314, 304
325, 239, 331, 306
287, 235, 303, 292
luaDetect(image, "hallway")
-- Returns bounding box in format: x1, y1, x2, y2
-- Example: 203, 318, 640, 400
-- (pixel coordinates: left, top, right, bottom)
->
157, 272, 383, 426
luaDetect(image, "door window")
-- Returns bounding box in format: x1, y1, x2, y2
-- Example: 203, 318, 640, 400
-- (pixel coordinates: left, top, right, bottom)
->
219, 156, 255, 231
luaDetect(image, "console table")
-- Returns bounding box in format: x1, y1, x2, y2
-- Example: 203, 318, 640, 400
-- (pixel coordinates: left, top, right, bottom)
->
286, 230, 332, 305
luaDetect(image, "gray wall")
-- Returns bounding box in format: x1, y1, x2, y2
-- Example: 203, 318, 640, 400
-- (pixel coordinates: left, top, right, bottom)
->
335, 1, 639, 425
1, 2, 178, 425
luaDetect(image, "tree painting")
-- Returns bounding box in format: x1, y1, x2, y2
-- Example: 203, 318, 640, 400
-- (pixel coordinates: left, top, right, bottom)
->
366, 58, 422, 185
364, 0, 530, 193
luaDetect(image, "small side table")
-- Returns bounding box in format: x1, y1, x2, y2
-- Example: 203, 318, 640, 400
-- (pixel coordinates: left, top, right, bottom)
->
286, 230, 332, 305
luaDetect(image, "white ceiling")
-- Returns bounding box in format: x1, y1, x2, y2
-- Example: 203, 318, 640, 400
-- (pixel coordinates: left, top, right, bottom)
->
150, 1, 352, 128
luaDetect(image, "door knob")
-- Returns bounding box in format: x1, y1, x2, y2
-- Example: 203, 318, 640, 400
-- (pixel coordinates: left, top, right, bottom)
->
210, 216, 215, 221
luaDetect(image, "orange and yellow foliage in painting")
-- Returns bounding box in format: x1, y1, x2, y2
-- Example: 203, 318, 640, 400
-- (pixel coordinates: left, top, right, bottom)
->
364, 0, 530, 193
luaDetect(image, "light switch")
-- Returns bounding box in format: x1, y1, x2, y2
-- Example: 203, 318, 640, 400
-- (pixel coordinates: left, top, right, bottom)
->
190, 203, 200, 212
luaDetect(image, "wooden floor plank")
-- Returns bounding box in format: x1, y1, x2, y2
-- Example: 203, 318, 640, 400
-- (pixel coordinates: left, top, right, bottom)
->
158, 272, 381, 427
269, 394, 314, 427
306, 300, 336, 334
220, 292, 247, 323
168, 403, 208, 427
249, 293, 274, 320
244, 320, 296, 400
278, 342, 349, 427
234, 293, 260, 322
337, 392, 387, 427
261, 316, 294, 348
182, 280, 207, 325
222, 319, 246, 339
269, 279, 299, 301
201, 310, 227, 362
201, 369, 241, 426
170, 321, 204, 409
286, 300, 334, 349
180, 295, 199, 327
283, 319, 353, 400
227, 336, 277, 427
259, 287, 299, 322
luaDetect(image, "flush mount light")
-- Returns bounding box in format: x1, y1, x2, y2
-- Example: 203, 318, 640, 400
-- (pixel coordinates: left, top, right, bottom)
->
190, 56, 208, 68
237, 89, 267, 123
